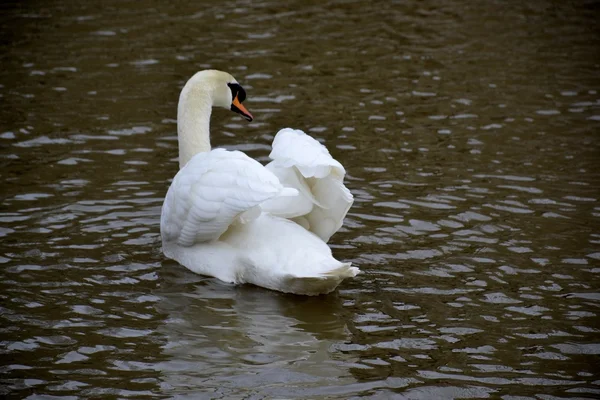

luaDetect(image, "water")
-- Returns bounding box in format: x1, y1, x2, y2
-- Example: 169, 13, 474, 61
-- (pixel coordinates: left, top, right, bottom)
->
1, 0, 599, 398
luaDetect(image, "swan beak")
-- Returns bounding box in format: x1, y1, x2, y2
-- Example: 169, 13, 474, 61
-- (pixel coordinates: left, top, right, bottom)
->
231, 95, 253, 122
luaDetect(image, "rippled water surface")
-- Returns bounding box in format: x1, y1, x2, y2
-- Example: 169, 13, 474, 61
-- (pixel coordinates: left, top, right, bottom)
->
1, 0, 599, 398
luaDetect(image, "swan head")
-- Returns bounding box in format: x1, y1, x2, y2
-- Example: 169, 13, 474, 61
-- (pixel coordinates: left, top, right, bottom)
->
184, 69, 253, 122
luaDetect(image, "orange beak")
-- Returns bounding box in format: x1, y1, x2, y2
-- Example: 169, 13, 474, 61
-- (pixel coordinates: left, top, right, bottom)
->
232, 95, 253, 122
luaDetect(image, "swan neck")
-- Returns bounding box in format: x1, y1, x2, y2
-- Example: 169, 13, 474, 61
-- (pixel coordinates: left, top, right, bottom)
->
177, 86, 213, 168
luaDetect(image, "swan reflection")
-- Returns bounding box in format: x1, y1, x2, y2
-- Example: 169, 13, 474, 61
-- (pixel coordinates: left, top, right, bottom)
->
154, 265, 352, 394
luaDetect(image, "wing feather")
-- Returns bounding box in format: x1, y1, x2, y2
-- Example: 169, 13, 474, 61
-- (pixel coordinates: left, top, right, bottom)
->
263, 128, 353, 242
268, 128, 345, 179
161, 148, 294, 247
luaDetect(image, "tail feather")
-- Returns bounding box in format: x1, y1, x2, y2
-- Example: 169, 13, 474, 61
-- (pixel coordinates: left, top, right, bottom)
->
281, 263, 360, 296
321, 263, 360, 278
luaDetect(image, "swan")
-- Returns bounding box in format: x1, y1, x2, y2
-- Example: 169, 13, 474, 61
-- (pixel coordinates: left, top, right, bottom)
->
160, 70, 359, 295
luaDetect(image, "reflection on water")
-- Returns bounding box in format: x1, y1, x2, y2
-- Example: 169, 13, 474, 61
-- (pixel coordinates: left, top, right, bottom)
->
1, 0, 599, 398
156, 267, 354, 396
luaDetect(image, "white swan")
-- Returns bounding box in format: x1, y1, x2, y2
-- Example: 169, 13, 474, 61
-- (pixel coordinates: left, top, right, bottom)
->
160, 70, 359, 295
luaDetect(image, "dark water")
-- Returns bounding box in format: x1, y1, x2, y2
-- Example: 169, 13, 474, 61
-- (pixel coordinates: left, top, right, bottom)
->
1, 0, 599, 398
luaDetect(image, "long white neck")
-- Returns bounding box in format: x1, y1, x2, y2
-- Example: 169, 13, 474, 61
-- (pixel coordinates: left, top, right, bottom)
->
177, 82, 214, 169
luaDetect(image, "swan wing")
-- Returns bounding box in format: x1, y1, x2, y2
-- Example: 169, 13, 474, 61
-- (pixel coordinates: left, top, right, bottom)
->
268, 128, 346, 178
263, 128, 353, 242
161, 148, 296, 247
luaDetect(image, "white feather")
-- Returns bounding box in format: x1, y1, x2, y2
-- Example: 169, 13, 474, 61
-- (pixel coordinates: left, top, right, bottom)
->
161, 149, 287, 246
262, 128, 354, 242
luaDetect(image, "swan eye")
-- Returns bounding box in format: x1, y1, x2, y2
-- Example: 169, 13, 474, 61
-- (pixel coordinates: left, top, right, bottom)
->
227, 83, 246, 103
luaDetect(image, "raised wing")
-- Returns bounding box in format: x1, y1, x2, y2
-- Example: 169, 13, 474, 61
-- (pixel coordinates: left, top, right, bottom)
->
268, 128, 346, 178
161, 148, 296, 247
262, 128, 353, 242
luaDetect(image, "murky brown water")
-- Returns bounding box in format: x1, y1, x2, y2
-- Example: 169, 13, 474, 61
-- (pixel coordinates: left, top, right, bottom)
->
2, 0, 599, 398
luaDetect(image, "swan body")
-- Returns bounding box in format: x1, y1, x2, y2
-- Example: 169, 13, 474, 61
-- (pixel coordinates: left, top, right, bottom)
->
160, 70, 359, 295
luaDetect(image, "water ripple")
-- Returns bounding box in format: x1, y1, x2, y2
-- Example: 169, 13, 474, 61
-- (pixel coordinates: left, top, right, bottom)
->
1, 0, 599, 398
